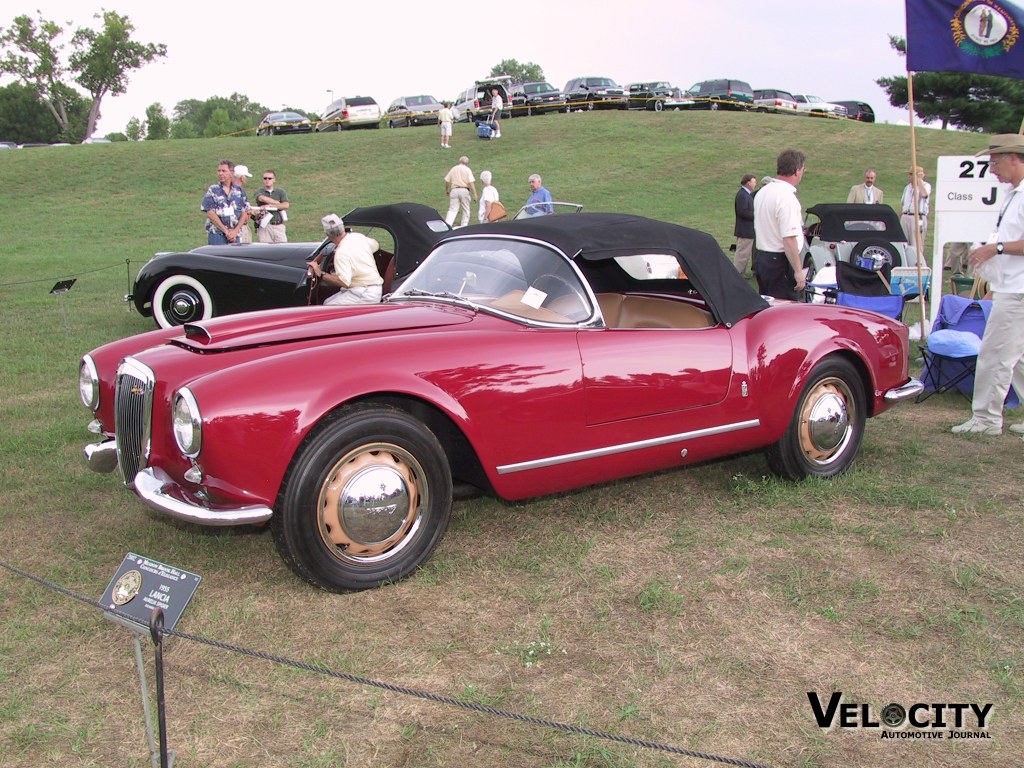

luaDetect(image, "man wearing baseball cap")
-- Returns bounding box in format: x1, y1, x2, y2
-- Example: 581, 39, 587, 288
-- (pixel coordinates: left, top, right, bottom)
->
952, 134, 1024, 436
308, 214, 383, 305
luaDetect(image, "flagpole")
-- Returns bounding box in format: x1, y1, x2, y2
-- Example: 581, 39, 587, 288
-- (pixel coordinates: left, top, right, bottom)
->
907, 71, 928, 336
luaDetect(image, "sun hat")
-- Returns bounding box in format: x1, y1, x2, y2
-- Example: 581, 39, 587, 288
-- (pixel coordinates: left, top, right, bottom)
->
975, 133, 1024, 156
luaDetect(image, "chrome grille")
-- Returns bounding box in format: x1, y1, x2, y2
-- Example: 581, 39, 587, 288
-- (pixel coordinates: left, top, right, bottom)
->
114, 358, 155, 486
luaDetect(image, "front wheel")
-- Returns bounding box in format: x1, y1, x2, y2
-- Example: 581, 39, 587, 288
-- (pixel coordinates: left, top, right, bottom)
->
766, 358, 866, 480
272, 404, 453, 591
654, 99, 664, 112
151, 275, 215, 328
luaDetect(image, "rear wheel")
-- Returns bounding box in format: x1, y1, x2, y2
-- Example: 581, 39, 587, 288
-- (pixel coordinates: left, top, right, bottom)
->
273, 404, 453, 592
766, 358, 866, 480
654, 99, 664, 112
151, 275, 215, 328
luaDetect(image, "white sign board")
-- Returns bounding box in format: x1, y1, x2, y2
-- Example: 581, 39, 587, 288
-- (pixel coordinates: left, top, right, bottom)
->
931, 155, 1006, 317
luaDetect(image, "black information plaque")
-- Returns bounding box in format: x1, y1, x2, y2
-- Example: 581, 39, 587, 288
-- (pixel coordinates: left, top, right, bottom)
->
101, 552, 201, 633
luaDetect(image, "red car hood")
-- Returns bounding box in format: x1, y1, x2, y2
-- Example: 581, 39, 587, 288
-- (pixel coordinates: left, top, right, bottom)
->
173, 302, 473, 351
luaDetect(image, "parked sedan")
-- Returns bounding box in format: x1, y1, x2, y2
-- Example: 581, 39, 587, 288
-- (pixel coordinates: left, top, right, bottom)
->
627, 82, 695, 111
385, 95, 443, 127
82, 210, 921, 592
130, 203, 450, 328
256, 111, 314, 136
792, 95, 848, 118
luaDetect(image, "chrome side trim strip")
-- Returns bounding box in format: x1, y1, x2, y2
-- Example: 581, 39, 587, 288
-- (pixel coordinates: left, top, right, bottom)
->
496, 419, 761, 475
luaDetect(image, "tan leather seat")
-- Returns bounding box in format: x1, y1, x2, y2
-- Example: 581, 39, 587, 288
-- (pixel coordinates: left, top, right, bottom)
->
596, 293, 713, 329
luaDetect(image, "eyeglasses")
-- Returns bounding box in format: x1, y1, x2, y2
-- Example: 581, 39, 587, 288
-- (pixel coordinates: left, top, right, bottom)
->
263, 176, 274, 180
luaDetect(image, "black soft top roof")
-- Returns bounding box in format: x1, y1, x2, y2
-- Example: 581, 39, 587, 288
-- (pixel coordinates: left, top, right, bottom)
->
805, 203, 907, 243
442, 212, 769, 327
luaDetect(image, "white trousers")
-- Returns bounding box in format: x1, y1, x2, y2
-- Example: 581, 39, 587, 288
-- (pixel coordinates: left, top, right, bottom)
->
446, 188, 471, 227
971, 291, 1024, 427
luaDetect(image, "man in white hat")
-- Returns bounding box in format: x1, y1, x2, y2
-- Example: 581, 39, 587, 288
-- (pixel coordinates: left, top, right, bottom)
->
308, 214, 384, 305
952, 134, 1024, 435
232, 164, 254, 242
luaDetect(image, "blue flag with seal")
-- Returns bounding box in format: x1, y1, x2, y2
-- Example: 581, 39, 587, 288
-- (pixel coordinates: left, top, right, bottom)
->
906, 0, 1024, 77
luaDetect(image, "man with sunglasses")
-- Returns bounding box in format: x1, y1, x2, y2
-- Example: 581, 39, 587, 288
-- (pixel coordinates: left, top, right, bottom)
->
253, 169, 290, 243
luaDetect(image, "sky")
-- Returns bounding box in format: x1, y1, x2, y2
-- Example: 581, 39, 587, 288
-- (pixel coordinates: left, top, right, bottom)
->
3, 0, 915, 135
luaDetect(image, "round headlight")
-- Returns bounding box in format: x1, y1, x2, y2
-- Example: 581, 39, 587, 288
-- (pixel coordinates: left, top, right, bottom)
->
79, 356, 99, 410
172, 388, 202, 457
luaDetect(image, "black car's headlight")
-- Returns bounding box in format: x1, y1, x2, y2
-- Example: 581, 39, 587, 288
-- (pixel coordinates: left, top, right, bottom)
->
79, 356, 99, 410
172, 387, 202, 457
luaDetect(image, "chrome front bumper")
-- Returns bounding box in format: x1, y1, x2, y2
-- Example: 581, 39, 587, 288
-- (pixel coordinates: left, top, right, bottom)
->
884, 378, 925, 403
83, 439, 273, 526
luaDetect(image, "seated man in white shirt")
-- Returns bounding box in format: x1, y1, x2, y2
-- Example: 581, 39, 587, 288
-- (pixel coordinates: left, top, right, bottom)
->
308, 214, 384, 305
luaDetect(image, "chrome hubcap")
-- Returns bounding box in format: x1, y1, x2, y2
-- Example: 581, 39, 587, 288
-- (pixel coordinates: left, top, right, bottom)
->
318, 443, 422, 563
798, 379, 852, 465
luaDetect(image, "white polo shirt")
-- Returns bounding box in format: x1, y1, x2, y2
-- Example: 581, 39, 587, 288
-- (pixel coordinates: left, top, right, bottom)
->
753, 179, 804, 253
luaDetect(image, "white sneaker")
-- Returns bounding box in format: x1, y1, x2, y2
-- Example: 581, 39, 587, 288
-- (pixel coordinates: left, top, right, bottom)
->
1009, 422, 1024, 434
951, 418, 1002, 435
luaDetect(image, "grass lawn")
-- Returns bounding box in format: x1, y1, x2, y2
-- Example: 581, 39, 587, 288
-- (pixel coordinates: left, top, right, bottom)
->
0, 112, 1021, 768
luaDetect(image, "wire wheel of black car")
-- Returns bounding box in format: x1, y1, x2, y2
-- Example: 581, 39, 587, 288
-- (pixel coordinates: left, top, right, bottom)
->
273, 404, 453, 592
654, 99, 664, 112
766, 358, 865, 480
151, 275, 215, 329
849, 238, 902, 268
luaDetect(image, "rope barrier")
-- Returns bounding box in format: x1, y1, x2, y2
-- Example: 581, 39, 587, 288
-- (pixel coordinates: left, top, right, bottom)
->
0, 557, 777, 768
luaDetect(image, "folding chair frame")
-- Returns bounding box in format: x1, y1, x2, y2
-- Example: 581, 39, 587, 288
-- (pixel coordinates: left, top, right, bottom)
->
916, 345, 976, 403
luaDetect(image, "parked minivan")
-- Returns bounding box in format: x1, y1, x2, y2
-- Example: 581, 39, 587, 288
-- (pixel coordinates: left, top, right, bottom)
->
454, 77, 513, 123
685, 79, 754, 110
316, 96, 382, 131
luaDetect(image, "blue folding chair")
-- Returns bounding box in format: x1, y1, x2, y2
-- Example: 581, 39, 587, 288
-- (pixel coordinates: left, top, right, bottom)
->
917, 294, 1020, 405
834, 260, 904, 320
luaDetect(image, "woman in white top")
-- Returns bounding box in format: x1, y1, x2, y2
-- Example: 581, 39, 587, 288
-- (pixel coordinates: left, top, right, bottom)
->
478, 170, 500, 223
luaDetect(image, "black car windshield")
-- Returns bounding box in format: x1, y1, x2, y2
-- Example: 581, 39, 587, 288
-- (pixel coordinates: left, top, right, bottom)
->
408, 96, 437, 106
586, 78, 616, 88
391, 238, 592, 324
525, 83, 555, 94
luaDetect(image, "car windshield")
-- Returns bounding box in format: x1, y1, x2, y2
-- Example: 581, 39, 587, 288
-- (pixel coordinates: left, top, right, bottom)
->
347, 97, 376, 106
391, 237, 592, 324
409, 95, 437, 106
525, 83, 555, 94
586, 78, 616, 87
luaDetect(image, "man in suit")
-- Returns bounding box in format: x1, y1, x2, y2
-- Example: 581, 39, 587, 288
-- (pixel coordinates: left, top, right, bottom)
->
847, 168, 883, 204
733, 174, 757, 275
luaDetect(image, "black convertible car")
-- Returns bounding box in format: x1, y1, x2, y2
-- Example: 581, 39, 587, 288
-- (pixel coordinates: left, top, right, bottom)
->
131, 203, 450, 328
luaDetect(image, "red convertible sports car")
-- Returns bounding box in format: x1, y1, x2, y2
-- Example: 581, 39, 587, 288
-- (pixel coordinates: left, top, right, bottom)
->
81, 210, 922, 592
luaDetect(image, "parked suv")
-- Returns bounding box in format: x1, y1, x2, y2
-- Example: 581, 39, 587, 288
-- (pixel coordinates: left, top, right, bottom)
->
510, 81, 564, 116
685, 78, 754, 110
833, 101, 875, 122
316, 96, 381, 131
454, 76, 513, 122
752, 88, 799, 114
563, 76, 627, 110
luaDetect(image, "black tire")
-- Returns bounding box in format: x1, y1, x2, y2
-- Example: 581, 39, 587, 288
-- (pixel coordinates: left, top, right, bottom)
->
765, 358, 866, 480
387, 120, 395, 128
849, 238, 902, 268
272, 404, 453, 592
151, 275, 215, 328
654, 99, 664, 112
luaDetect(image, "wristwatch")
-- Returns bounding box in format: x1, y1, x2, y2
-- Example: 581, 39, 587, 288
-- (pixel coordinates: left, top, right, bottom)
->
997, 242, 1005, 254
